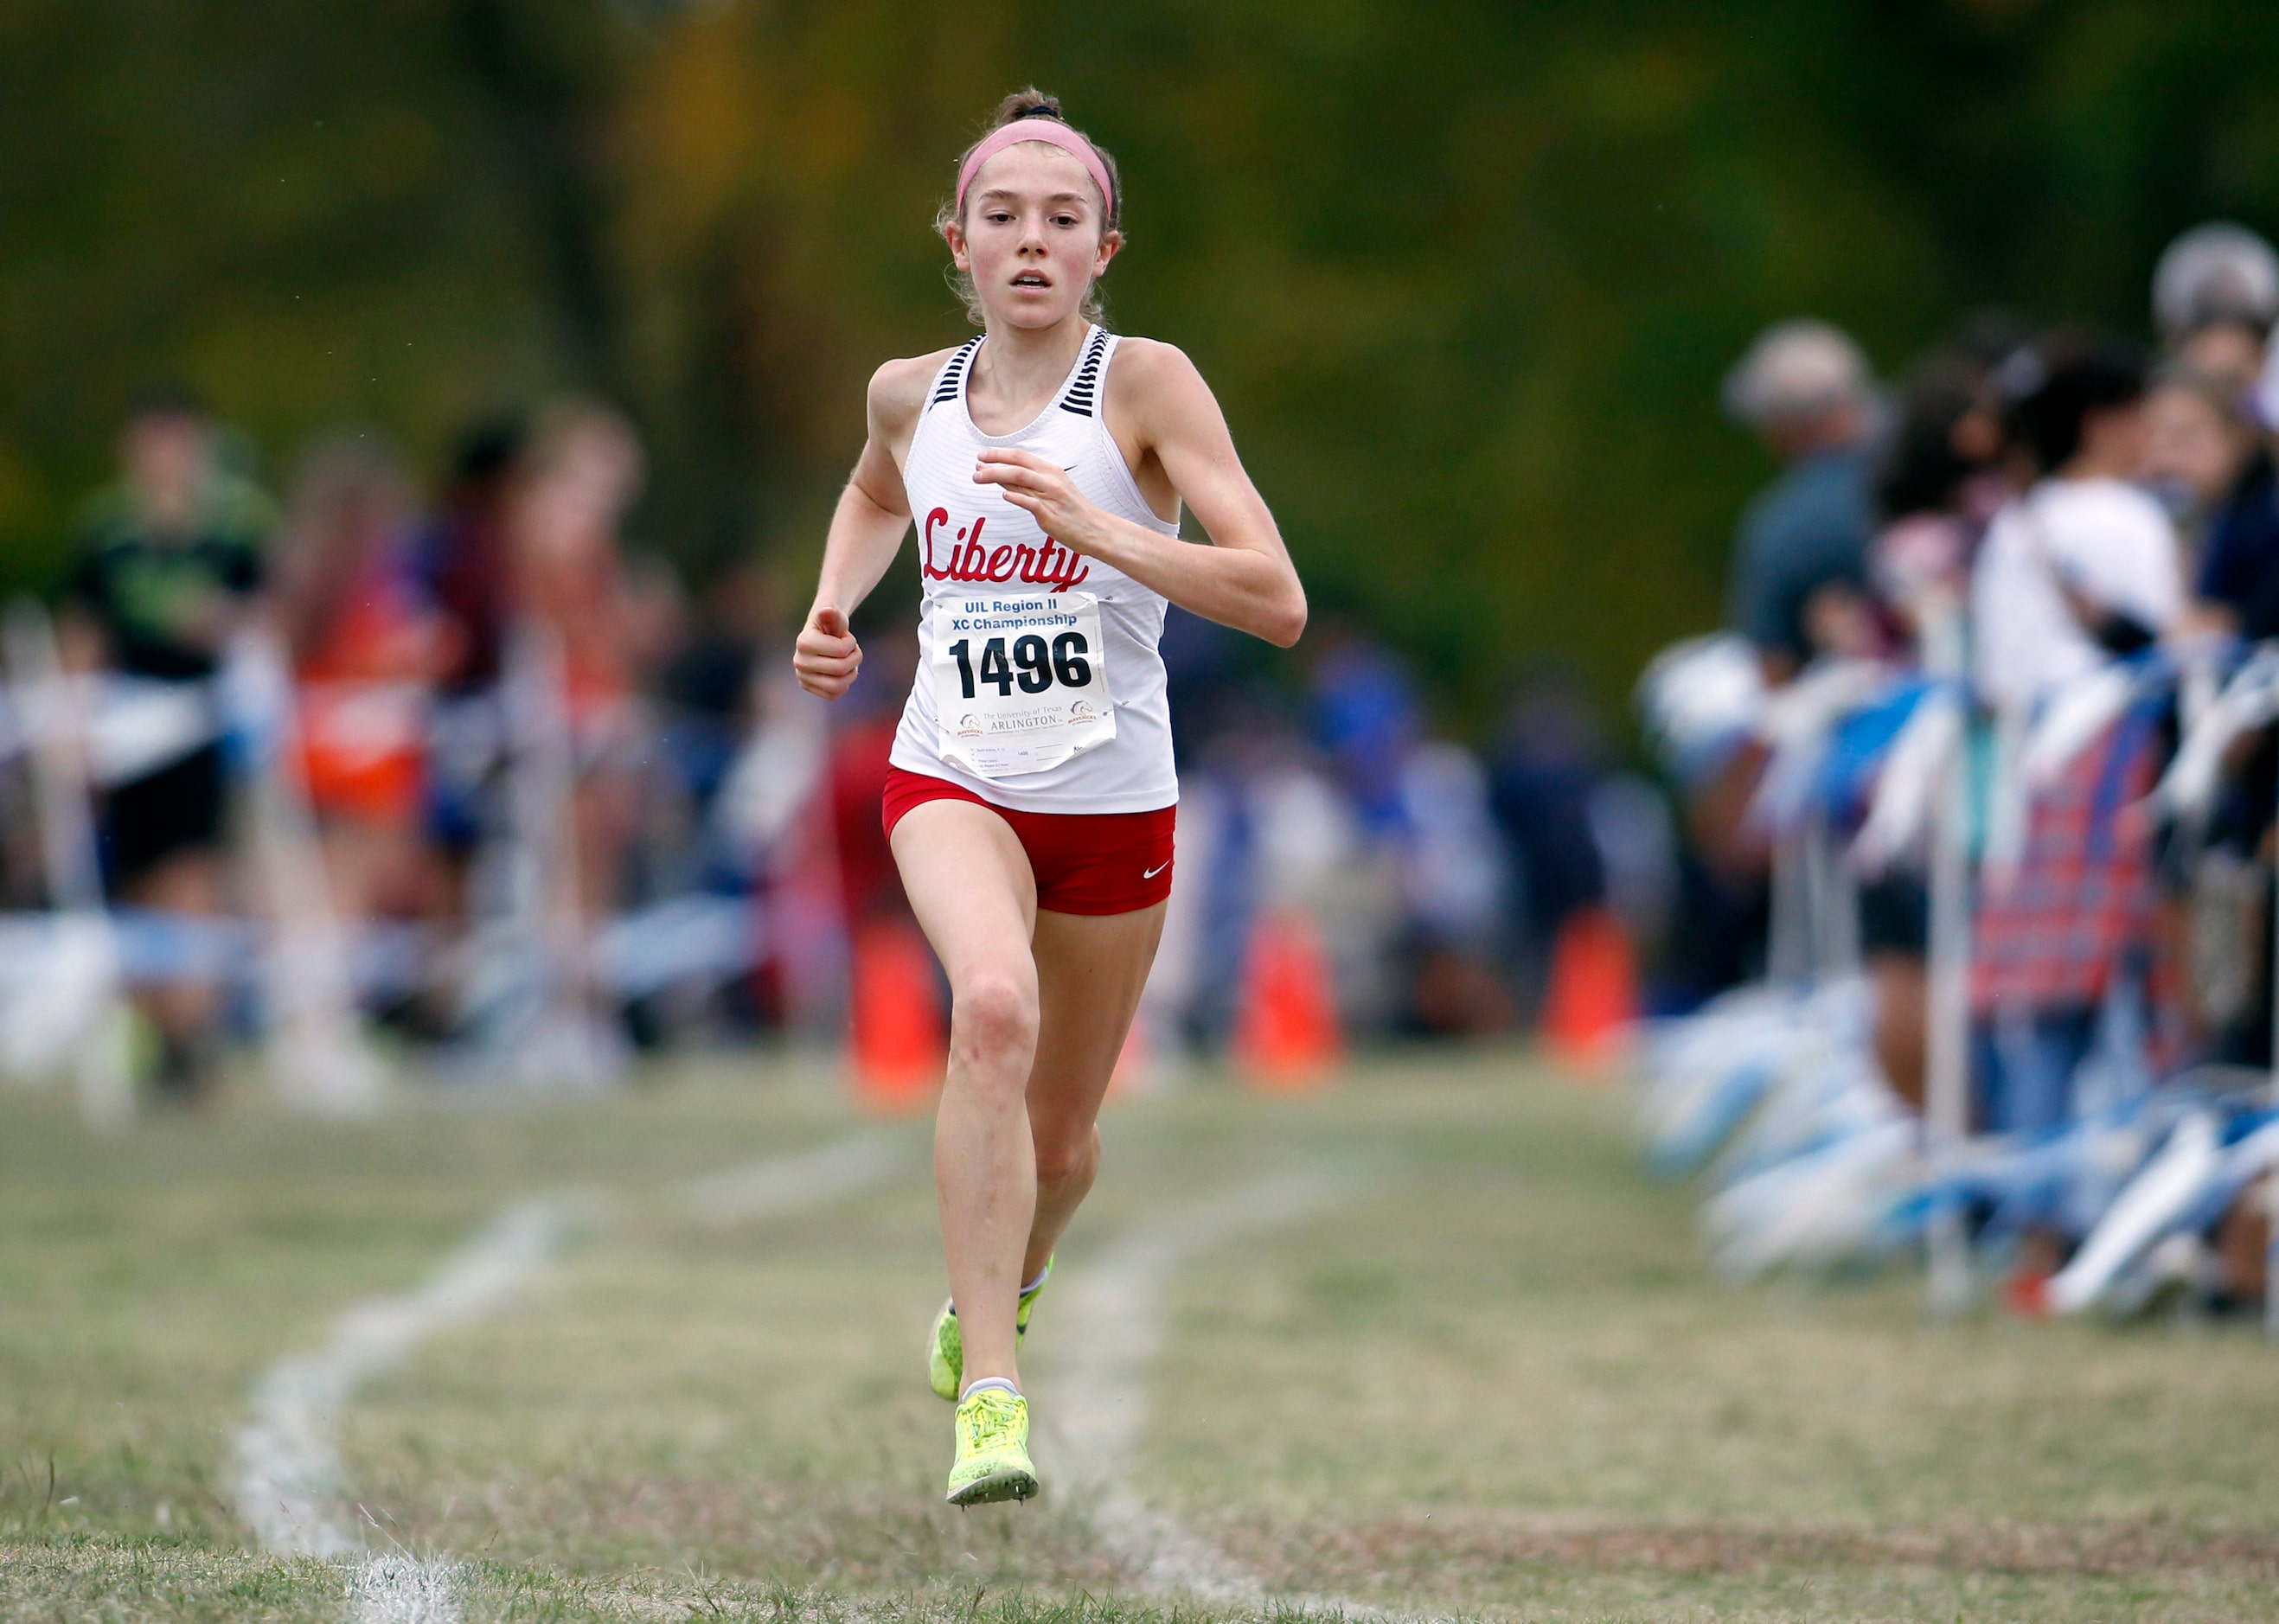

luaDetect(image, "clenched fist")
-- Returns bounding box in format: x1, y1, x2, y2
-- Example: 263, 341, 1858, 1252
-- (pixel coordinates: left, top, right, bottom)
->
793, 604, 862, 700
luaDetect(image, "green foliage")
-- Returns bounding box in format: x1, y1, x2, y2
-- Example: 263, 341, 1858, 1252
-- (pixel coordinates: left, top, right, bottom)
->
7, 0, 2279, 715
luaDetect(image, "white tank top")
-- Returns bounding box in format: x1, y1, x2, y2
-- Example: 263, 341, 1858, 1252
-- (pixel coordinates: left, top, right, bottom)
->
889, 326, 1183, 813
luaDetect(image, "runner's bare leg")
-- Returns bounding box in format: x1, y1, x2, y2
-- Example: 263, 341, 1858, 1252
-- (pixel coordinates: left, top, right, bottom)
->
893, 803, 1166, 1390
895, 801, 1042, 1391
1023, 902, 1166, 1282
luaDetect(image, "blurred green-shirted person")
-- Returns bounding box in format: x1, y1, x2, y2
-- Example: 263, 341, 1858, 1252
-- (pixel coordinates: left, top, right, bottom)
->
61, 386, 273, 1098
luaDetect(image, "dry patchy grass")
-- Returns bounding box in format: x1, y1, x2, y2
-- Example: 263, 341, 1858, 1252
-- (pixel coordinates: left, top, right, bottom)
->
5, 1052, 2279, 1621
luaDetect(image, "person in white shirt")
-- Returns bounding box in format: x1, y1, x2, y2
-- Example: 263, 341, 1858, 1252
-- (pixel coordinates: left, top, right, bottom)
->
1973, 336, 2180, 712
1968, 332, 2179, 1316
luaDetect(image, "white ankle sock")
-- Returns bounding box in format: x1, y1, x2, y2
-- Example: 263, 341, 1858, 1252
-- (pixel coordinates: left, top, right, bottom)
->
961, 1376, 1021, 1401
949, 1263, 1047, 1318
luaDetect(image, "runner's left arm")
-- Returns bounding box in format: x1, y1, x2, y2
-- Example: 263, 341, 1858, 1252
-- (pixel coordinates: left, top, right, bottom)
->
970, 342, 1306, 648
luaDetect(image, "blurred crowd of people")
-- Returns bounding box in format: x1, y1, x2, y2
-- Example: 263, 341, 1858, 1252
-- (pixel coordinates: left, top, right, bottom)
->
10, 391, 766, 1097
1661, 221, 2279, 1310
15, 382, 1677, 1103
1139, 621, 1673, 1061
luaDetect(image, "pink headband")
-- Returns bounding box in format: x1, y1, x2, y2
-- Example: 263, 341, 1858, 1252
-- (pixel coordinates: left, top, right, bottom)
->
955, 119, 1116, 223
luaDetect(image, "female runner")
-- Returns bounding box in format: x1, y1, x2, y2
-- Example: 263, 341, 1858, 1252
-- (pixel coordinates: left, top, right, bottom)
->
793, 89, 1305, 1506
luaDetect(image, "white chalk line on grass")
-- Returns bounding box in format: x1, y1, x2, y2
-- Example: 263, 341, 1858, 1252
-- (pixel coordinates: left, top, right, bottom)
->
1046, 1169, 1371, 1609
230, 1133, 901, 1624
234, 1196, 577, 1563
344, 1555, 462, 1624
681, 1132, 904, 1224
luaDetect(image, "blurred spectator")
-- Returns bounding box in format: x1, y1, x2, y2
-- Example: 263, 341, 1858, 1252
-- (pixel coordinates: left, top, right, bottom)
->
1969, 333, 2179, 1300
1721, 319, 1880, 684
1587, 773, 1677, 969
1658, 320, 1879, 1010
1851, 359, 2007, 1109
2149, 290, 2268, 1062
1308, 622, 1421, 838
1243, 728, 1395, 1033
274, 434, 441, 930
1159, 602, 1249, 768
507, 402, 651, 935
1972, 335, 2177, 713
1175, 691, 1293, 1049
2192, 351, 2279, 643
2141, 366, 2258, 572
616, 552, 699, 921
1869, 353, 2010, 632
1307, 628, 1476, 1033
1399, 738, 1514, 1036
61, 386, 274, 1096
659, 560, 774, 820
1174, 679, 1405, 1046
1487, 668, 1606, 1016
418, 418, 524, 904
2152, 222, 2278, 398
2183, 351, 2279, 1073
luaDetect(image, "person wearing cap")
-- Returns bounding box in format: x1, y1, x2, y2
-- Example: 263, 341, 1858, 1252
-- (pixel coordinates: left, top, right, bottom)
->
1659, 323, 1877, 1006
2154, 221, 2279, 400
1720, 319, 1880, 687
2154, 225, 2279, 643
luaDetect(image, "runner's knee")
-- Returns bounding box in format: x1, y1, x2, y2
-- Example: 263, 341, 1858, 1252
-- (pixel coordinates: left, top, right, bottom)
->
951, 970, 1039, 1063
1032, 1123, 1098, 1188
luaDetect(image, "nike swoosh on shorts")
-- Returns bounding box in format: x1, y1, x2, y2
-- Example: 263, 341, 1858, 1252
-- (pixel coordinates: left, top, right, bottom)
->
1143, 862, 1169, 879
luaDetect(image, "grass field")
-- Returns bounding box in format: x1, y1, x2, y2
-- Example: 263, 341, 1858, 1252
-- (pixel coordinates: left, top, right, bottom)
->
4, 1049, 2279, 1622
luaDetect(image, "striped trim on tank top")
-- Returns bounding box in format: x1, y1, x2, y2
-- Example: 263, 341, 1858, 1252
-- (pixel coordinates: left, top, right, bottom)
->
1058, 329, 1111, 418
931, 338, 983, 406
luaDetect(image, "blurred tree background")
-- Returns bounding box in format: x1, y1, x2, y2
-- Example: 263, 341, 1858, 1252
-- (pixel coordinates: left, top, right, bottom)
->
6, 0, 2279, 718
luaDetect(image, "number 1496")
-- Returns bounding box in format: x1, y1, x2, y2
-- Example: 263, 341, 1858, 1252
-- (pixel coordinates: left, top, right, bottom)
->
948, 633, 1092, 699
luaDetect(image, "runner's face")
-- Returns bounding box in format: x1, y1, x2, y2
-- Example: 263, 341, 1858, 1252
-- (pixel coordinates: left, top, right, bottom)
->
949, 144, 1119, 329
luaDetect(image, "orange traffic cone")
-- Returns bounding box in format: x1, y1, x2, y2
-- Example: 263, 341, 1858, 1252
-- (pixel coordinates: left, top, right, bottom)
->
1540, 905, 1636, 1077
848, 917, 945, 1111
1232, 906, 1343, 1092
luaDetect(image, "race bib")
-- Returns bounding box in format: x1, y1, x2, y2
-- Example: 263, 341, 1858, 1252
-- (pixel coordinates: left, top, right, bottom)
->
932, 590, 1116, 780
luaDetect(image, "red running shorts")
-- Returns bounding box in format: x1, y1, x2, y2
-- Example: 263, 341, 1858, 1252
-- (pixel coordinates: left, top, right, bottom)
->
881, 766, 1175, 915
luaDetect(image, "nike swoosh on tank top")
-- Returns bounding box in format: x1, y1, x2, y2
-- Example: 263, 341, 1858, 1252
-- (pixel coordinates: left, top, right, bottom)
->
889, 325, 1183, 813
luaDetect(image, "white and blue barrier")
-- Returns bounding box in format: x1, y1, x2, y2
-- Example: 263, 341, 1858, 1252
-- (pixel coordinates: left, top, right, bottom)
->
1637, 630, 2279, 1330
0, 599, 809, 1126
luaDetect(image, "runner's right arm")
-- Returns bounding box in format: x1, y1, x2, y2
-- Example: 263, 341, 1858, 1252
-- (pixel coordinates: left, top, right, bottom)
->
794, 355, 938, 700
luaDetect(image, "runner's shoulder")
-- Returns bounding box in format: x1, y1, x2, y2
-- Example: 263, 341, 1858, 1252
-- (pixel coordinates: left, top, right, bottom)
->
1106, 336, 1201, 387
1103, 336, 1216, 423
868, 348, 963, 435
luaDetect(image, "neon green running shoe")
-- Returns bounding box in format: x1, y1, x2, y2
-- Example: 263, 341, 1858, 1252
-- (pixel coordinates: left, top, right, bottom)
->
928, 1256, 1052, 1402
946, 1386, 1037, 1506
